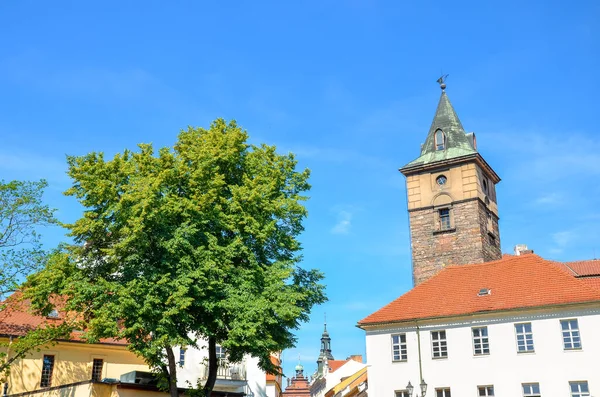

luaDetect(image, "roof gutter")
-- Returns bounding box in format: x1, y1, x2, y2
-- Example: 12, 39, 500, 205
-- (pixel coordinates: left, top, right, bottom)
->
357, 299, 600, 329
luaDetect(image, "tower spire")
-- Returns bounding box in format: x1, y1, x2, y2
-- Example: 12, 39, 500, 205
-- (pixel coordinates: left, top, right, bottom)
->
316, 317, 334, 375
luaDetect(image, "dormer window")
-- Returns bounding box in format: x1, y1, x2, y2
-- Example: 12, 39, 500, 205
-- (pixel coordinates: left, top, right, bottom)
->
47, 309, 59, 319
435, 130, 445, 151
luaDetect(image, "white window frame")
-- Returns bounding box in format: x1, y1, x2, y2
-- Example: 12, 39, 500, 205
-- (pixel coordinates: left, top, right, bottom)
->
216, 345, 227, 360
391, 334, 407, 362
472, 326, 490, 355
569, 381, 590, 397
561, 319, 582, 350
515, 322, 535, 353
522, 383, 541, 397
431, 330, 448, 359
478, 385, 494, 396
435, 388, 451, 397
395, 391, 409, 397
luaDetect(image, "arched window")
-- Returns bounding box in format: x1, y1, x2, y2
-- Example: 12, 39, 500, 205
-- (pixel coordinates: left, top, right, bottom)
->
435, 130, 445, 151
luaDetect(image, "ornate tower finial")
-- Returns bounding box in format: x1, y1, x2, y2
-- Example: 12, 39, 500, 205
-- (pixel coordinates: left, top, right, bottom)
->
324, 312, 327, 331
437, 74, 449, 91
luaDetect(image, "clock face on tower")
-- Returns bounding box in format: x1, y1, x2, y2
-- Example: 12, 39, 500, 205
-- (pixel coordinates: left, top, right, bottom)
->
436, 175, 447, 186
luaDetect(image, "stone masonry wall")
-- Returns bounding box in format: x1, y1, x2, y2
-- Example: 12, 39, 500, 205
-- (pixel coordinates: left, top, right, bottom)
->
409, 198, 502, 286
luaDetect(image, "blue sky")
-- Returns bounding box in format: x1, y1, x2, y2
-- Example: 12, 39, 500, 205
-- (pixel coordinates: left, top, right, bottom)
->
1, 0, 599, 380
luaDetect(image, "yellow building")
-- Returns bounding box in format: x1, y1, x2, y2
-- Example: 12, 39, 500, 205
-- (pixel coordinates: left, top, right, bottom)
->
0, 292, 149, 396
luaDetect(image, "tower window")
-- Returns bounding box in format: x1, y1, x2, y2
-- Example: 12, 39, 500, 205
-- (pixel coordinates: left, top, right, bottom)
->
439, 208, 451, 230
435, 130, 445, 151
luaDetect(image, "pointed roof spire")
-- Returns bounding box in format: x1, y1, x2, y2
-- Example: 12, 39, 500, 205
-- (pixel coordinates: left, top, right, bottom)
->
400, 79, 478, 171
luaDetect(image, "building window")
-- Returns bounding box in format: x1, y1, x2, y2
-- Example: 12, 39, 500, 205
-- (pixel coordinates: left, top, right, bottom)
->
435, 129, 445, 151
431, 330, 448, 358
436, 388, 451, 397
561, 319, 582, 350
515, 323, 534, 353
569, 381, 590, 397
40, 355, 55, 387
91, 358, 103, 381
395, 391, 410, 397
478, 386, 494, 396
472, 327, 490, 355
438, 208, 451, 231
216, 345, 227, 360
179, 347, 186, 367
391, 334, 408, 361
522, 383, 541, 396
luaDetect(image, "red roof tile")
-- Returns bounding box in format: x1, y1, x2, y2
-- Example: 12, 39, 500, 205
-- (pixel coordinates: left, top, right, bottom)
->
359, 254, 600, 326
0, 291, 126, 345
580, 277, 600, 290
265, 354, 281, 382
563, 259, 600, 277
328, 360, 348, 373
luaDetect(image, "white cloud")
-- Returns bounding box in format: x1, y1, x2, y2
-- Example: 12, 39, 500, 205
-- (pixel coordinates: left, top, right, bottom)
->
331, 209, 353, 235
550, 230, 575, 254
534, 192, 563, 206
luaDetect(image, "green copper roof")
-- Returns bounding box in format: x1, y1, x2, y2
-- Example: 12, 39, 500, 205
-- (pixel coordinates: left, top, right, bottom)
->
402, 90, 477, 170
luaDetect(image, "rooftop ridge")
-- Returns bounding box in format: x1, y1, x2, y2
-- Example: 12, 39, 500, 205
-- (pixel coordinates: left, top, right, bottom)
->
358, 254, 600, 326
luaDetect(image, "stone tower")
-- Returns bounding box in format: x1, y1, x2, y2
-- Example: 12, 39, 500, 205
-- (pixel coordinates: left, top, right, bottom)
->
400, 81, 502, 286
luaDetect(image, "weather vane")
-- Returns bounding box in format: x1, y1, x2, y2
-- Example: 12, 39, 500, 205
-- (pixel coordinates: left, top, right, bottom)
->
437, 74, 449, 90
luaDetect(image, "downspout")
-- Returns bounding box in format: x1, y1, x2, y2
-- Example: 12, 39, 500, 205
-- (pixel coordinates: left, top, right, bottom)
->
416, 322, 423, 384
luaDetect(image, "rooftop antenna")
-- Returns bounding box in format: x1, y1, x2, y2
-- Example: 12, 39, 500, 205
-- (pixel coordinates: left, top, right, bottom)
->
437, 74, 449, 91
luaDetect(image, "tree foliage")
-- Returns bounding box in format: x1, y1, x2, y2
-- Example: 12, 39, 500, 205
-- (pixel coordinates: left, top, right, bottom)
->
0, 180, 55, 298
25, 119, 326, 396
0, 179, 59, 380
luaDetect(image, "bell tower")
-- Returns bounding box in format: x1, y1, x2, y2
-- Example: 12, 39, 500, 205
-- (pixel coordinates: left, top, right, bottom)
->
400, 79, 502, 286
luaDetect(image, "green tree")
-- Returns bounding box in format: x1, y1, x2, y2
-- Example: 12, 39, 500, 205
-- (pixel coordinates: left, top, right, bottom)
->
0, 179, 62, 380
0, 180, 55, 298
26, 119, 326, 397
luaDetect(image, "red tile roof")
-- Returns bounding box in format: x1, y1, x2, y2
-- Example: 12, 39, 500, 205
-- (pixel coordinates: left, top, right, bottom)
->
581, 277, 600, 290
327, 360, 348, 373
563, 259, 600, 277
265, 354, 281, 383
0, 291, 126, 345
358, 254, 600, 326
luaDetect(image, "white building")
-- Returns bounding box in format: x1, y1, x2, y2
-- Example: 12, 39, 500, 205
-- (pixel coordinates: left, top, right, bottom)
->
359, 254, 600, 397
311, 357, 366, 397
176, 339, 281, 397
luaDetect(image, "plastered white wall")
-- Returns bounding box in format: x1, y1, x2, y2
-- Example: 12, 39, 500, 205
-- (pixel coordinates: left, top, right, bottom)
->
365, 307, 600, 396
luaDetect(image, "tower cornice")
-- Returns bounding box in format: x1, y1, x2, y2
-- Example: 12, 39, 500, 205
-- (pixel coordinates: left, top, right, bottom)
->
399, 153, 500, 184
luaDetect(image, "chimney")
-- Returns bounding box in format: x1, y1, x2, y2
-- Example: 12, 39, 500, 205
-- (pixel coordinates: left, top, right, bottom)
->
346, 355, 363, 363
514, 244, 534, 256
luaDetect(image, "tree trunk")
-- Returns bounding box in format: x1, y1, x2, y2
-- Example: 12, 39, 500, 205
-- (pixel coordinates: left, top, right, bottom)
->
204, 336, 218, 397
165, 346, 179, 397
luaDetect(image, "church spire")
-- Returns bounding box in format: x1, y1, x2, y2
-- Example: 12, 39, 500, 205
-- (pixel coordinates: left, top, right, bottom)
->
319, 314, 333, 360
316, 317, 334, 375
401, 80, 477, 171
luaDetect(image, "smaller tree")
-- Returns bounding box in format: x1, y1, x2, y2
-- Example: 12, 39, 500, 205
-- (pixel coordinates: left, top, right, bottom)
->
0, 179, 58, 380
0, 180, 55, 299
